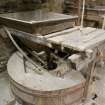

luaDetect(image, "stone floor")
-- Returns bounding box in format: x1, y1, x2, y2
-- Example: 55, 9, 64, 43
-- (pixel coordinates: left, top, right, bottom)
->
0, 67, 105, 105
95, 66, 105, 105
0, 71, 14, 105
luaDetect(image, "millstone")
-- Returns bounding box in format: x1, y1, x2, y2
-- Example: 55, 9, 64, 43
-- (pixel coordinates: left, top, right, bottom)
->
7, 52, 85, 105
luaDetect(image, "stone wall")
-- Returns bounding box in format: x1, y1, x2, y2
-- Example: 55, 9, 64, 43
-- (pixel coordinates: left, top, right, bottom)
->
47, 0, 64, 13
0, 0, 65, 13
0, 0, 48, 13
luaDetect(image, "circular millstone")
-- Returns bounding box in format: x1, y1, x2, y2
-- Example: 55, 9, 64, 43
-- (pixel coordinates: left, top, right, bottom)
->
7, 52, 86, 105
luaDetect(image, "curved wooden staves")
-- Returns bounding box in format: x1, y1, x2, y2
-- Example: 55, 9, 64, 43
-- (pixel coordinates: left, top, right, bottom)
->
7, 52, 86, 105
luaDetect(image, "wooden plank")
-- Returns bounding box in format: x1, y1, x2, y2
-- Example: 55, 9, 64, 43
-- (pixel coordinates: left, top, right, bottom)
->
45, 27, 80, 38
47, 27, 105, 51
82, 32, 105, 49
47, 27, 96, 45
62, 29, 105, 50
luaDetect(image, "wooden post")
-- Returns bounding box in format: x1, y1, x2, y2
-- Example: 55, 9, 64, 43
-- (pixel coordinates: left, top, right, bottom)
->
77, 0, 82, 25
